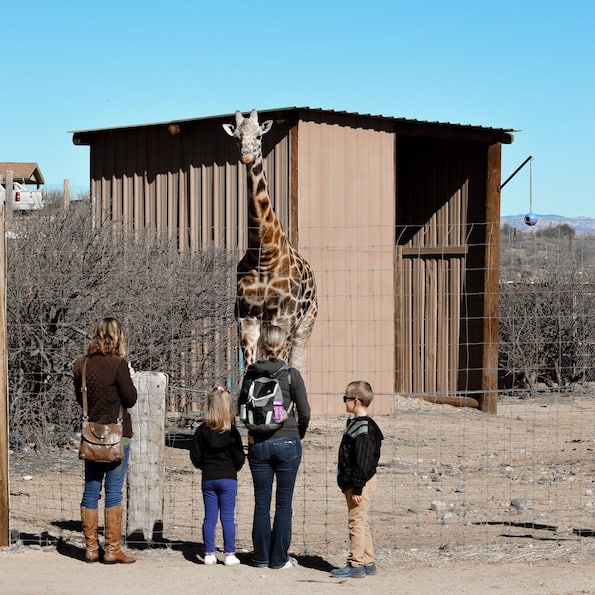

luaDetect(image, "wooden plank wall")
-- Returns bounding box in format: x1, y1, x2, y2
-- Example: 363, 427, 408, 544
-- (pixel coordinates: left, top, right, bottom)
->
396, 135, 487, 400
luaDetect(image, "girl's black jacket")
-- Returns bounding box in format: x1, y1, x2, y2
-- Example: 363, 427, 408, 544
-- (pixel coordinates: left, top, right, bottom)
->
190, 423, 245, 481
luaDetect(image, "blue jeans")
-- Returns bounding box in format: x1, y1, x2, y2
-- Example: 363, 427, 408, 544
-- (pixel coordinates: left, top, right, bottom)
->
248, 436, 302, 569
81, 442, 130, 509
202, 478, 238, 554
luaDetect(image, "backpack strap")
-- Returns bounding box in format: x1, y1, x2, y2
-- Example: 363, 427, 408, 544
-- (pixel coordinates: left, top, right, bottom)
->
274, 364, 294, 414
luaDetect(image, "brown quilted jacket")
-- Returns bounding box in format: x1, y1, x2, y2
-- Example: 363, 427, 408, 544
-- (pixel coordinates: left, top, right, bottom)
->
73, 354, 137, 438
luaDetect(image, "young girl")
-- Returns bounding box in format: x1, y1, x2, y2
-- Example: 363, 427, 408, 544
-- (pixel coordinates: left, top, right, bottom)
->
190, 386, 245, 565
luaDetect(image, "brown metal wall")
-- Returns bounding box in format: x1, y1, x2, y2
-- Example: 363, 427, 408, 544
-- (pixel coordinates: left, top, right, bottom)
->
89, 122, 293, 253
297, 121, 396, 415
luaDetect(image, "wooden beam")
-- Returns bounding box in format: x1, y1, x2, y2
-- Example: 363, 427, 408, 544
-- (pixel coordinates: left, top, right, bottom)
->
419, 394, 480, 408
480, 143, 502, 414
401, 246, 468, 257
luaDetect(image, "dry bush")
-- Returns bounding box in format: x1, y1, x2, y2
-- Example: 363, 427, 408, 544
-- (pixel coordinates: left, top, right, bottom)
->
6, 202, 237, 449
499, 224, 594, 391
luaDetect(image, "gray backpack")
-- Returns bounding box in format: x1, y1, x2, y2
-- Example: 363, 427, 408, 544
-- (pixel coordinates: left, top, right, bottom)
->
240, 365, 293, 433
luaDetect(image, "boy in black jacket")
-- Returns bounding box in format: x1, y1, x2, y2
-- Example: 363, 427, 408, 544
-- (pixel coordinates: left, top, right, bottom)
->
331, 381, 384, 579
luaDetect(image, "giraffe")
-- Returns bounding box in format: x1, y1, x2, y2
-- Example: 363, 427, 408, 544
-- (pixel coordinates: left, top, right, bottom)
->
223, 109, 318, 370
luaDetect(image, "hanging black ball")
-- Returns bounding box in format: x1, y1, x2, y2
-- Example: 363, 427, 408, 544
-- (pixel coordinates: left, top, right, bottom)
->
524, 213, 538, 226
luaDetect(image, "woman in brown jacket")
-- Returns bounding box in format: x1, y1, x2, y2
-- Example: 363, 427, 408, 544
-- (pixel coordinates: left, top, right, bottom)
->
73, 317, 137, 564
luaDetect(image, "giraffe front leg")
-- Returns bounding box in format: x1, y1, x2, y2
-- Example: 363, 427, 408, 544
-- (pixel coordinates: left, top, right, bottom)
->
239, 317, 261, 368
288, 301, 318, 371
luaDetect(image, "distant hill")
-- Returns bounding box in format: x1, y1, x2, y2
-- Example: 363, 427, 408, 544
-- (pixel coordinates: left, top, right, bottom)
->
501, 214, 595, 236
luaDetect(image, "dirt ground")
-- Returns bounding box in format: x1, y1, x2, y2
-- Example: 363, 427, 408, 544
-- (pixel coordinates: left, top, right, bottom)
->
4, 392, 595, 593
1, 546, 595, 594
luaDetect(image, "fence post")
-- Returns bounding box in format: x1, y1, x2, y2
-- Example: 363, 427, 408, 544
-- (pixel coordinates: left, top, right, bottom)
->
127, 371, 168, 543
63, 179, 70, 211
0, 187, 8, 546
4, 171, 13, 224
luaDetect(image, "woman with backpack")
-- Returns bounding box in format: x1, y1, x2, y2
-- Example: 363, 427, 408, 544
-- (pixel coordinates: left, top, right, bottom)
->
238, 325, 310, 570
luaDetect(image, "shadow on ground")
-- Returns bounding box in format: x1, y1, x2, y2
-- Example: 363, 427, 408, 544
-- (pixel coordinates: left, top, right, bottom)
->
475, 520, 595, 539
19, 519, 336, 572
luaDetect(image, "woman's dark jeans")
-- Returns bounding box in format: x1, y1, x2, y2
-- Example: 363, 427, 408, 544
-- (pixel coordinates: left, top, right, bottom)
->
248, 436, 302, 569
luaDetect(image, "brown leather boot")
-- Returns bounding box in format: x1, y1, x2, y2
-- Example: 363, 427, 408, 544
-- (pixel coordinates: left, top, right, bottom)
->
103, 505, 136, 564
80, 506, 99, 563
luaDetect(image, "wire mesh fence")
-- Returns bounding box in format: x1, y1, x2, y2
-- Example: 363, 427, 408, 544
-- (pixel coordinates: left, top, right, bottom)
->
5, 204, 595, 565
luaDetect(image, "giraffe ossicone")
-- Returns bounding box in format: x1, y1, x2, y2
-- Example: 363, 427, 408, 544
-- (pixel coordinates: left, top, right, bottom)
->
223, 109, 318, 370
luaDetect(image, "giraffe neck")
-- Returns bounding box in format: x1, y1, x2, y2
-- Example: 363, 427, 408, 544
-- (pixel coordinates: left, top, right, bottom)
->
246, 158, 287, 256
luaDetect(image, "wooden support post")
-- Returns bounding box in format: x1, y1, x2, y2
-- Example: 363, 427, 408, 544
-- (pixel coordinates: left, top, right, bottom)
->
0, 191, 9, 546
480, 143, 501, 414
63, 179, 70, 211
4, 171, 13, 224
127, 371, 168, 543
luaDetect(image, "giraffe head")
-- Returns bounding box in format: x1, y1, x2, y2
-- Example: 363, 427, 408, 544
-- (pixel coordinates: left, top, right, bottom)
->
222, 109, 273, 165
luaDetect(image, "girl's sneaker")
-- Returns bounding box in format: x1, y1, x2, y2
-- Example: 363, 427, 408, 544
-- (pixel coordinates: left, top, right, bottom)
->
204, 553, 217, 565
224, 554, 241, 566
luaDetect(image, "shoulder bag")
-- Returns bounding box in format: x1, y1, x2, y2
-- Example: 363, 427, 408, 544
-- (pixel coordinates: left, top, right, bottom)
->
78, 357, 125, 463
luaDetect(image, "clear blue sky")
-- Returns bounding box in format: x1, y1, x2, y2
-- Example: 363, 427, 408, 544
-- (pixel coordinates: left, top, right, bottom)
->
3, 0, 594, 217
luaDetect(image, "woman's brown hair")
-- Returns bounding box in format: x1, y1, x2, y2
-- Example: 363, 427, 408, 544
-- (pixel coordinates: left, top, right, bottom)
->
87, 317, 127, 357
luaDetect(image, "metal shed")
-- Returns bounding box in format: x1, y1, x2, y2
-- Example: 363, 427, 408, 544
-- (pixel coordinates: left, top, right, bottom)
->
73, 107, 513, 415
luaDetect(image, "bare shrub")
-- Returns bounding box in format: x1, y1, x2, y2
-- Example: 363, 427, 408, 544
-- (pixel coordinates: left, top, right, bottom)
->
499, 224, 595, 392
7, 202, 237, 449
499, 272, 594, 390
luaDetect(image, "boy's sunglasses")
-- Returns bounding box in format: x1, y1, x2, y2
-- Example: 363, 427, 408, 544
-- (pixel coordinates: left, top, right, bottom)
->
343, 395, 357, 403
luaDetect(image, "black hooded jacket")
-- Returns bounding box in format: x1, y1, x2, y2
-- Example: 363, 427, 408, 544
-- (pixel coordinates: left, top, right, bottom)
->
337, 415, 384, 496
190, 424, 245, 481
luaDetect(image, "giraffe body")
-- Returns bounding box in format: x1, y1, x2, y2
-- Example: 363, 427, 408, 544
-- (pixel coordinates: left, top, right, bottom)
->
223, 109, 317, 369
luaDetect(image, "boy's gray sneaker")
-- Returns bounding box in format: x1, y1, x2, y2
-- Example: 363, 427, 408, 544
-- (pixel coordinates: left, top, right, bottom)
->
330, 564, 366, 578
364, 561, 377, 575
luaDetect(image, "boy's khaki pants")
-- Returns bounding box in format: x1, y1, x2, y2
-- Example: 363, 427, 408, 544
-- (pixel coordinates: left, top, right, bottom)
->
343, 474, 377, 566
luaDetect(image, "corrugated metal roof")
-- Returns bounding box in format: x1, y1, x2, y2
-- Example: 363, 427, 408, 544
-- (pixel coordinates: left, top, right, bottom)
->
295, 105, 514, 136
71, 106, 515, 145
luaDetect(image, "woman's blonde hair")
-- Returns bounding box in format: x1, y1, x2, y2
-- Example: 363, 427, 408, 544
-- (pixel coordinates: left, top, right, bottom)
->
257, 325, 287, 359
87, 317, 127, 357
204, 387, 236, 432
